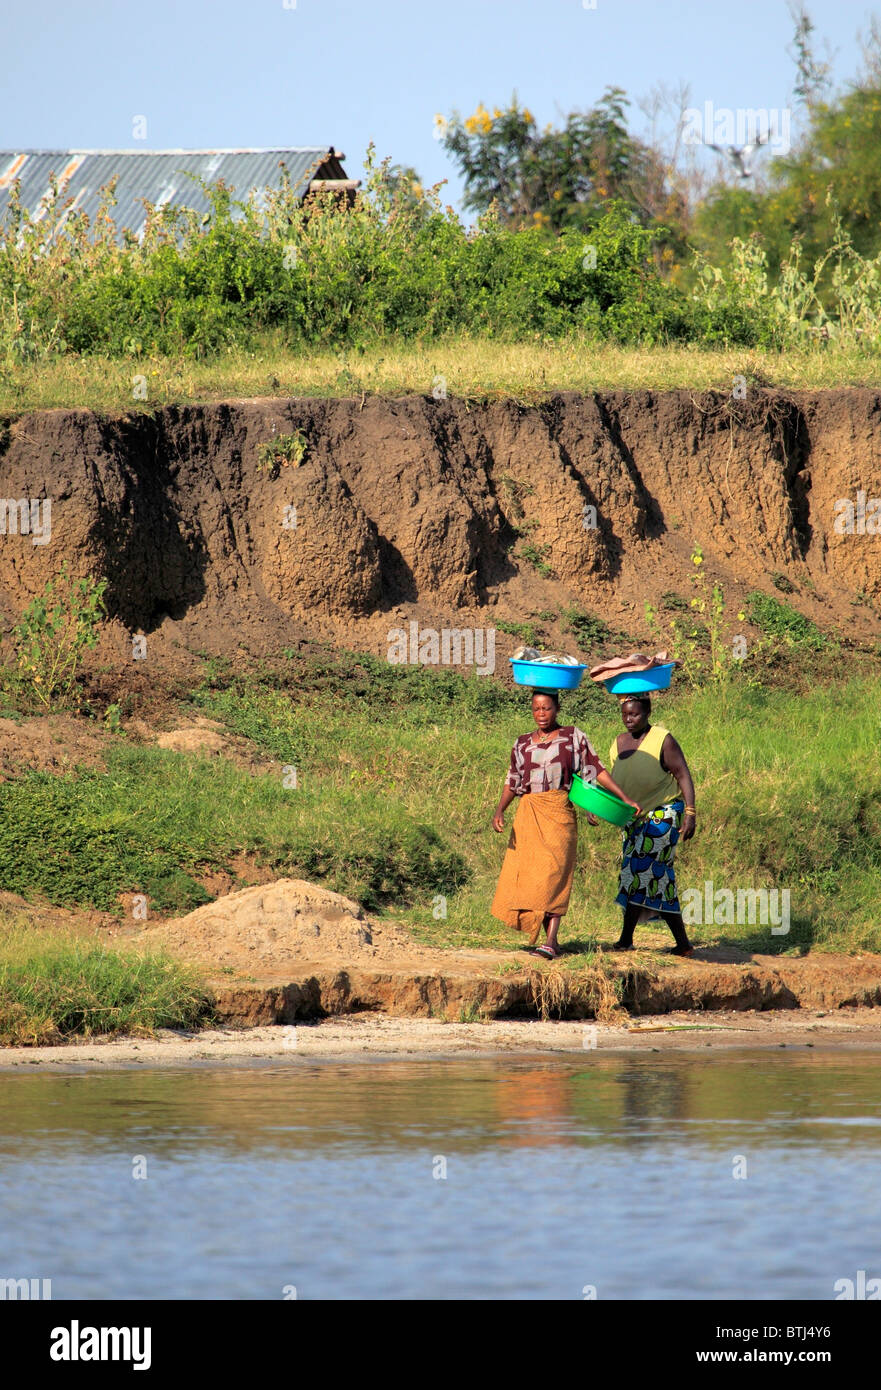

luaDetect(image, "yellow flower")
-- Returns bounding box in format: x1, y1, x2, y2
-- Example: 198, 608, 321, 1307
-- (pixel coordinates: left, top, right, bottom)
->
737, 611, 745, 621
465, 103, 493, 135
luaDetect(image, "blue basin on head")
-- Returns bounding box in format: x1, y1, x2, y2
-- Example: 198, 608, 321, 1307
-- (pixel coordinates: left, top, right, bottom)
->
510, 659, 587, 690
603, 663, 675, 694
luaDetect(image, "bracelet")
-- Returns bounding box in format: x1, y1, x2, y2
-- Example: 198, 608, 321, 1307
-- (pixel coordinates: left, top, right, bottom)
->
684, 806, 696, 814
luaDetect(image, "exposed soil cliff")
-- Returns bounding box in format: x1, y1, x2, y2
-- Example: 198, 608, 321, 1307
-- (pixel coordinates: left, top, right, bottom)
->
1, 389, 879, 666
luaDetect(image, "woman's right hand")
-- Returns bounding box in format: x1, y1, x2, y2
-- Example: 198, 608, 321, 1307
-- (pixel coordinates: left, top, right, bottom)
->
492, 810, 506, 833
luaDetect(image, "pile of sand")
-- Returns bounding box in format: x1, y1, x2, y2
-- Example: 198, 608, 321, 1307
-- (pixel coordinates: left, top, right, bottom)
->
142, 878, 420, 974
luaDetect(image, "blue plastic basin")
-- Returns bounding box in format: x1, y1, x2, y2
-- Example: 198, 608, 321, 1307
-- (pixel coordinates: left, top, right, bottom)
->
510, 659, 587, 690
603, 663, 675, 694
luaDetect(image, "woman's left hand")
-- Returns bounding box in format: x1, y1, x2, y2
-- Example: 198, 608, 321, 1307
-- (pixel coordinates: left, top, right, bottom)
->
681, 812, 696, 841
584, 811, 600, 826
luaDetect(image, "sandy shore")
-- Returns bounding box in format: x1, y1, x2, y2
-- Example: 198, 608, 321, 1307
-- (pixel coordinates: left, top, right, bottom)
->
2, 1006, 881, 1071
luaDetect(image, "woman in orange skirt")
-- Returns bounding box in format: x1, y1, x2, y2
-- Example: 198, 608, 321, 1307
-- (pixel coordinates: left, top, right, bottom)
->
491, 689, 641, 959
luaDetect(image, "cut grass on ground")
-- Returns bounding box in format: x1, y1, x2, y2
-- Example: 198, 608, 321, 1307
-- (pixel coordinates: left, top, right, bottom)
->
3, 336, 881, 415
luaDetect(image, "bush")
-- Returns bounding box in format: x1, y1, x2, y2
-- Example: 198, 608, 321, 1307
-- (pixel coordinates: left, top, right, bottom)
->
0, 158, 758, 362
561, 606, 614, 651
746, 592, 829, 649
12, 564, 107, 710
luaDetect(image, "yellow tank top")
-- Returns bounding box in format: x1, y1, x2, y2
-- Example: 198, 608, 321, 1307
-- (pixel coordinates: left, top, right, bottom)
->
608, 724, 680, 812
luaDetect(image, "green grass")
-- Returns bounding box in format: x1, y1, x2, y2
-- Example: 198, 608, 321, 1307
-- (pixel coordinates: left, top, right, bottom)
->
0, 651, 878, 957
747, 592, 829, 649
193, 663, 881, 956
3, 337, 881, 416
0, 740, 466, 915
0, 914, 211, 1045
560, 606, 628, 653
495, 618, 545, 647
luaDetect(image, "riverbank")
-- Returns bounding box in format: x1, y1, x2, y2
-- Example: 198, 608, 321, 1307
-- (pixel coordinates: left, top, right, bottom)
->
134, 877, 881, 1023
4, 873, 881, 1047
2, 1006, 880, 1071
1, 393, 879, 1042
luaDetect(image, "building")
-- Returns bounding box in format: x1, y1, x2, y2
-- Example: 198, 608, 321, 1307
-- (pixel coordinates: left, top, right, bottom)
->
0, 147, 359, 237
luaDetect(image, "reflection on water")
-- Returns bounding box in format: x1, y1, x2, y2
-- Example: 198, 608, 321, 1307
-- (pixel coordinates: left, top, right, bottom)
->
0, 1053, 878, 1299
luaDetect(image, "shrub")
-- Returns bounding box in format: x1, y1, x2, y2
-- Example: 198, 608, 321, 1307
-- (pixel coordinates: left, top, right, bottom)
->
561, 607, 613, 651
746, 592, 829, 649
11, 565, 107, 710
0, 159, 759, 361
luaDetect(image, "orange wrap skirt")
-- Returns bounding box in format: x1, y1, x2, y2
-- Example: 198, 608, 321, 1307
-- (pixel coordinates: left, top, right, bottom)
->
491, 789, 578, 946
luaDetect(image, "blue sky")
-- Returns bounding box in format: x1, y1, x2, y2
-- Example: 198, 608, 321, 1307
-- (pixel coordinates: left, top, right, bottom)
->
2, 0, 875, 213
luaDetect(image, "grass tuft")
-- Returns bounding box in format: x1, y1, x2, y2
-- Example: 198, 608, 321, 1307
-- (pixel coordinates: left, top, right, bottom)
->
0, 914, 212, 1045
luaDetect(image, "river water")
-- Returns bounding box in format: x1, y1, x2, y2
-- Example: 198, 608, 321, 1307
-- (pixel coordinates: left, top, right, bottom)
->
1, 1051, 878, 1300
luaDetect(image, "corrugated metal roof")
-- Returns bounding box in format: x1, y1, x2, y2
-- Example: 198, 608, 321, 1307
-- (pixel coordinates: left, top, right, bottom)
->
0, 147, 351, 237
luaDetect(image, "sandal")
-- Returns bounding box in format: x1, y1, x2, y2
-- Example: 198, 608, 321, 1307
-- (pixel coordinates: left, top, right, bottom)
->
531, 945, 559, 960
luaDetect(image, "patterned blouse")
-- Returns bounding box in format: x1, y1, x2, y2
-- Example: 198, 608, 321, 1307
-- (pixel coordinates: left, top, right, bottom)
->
506, 725, 605, 796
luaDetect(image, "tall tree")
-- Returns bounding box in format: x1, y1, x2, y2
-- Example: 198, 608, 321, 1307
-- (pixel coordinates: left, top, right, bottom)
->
692, 7, 881, 286
787, 1, 833, 110
440, 89, 684, 245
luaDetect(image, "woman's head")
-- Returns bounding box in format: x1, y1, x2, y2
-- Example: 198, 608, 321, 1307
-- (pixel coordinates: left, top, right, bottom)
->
620, 695, 651, 733
531, 689, 559, 729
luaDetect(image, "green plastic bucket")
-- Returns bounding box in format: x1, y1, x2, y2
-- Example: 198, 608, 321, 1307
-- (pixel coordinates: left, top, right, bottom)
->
569, 774, 635, 826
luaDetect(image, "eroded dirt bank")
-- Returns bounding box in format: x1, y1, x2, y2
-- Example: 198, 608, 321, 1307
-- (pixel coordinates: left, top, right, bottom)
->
5, 878, 881, 1044
135, 879, 881, 1025
1, 389, 879, 662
